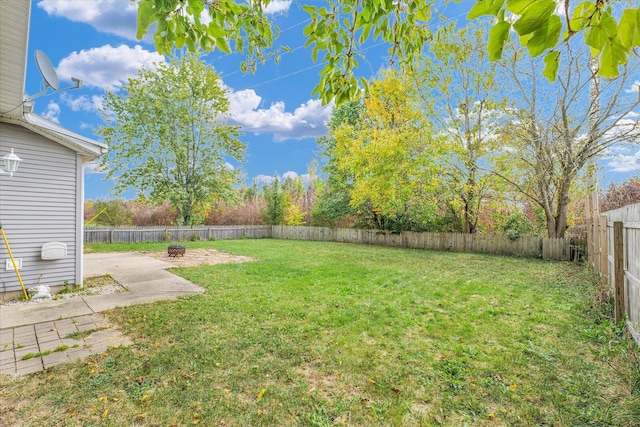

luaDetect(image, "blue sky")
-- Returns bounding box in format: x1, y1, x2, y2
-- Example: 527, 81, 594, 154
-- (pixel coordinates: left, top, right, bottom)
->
25, 0, 640, 201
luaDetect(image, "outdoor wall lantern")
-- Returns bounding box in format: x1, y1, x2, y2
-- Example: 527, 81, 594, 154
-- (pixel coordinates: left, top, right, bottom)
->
0, 148, 22, 177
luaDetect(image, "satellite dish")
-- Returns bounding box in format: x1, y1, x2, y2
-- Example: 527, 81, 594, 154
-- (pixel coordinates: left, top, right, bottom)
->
25, 50, 82, 103
34, 50, 59, 91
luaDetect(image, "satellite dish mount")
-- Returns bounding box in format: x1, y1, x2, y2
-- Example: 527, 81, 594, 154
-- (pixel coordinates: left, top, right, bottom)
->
25, 50, 82, 102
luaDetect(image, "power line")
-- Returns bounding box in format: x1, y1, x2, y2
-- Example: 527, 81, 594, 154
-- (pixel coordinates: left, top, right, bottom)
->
244, 63, 324, 90
228, 40, 388, 92
206, 17, 312, 65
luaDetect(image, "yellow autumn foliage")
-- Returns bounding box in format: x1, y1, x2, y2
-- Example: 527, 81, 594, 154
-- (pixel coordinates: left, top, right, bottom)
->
331, 69, 444, 219
284, 204, 306, 226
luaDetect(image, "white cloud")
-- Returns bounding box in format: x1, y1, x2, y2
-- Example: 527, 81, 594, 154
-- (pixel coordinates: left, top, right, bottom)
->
602, 142, 640, 173
625, 80, 640, 93
282, 171, 299, 180
56, 44, 164, 90
601, 112, 640, 145
60, 93, 103, 112
283, 171, 311, 186
265, 0, 292, 15
227, 89, 333, 141
254, 174, 275, 186
37, 0, 140, 40
42, 101, 61, 123
253, 171, 311, 186
84, 162, 105, 174
605, 150, 640, 172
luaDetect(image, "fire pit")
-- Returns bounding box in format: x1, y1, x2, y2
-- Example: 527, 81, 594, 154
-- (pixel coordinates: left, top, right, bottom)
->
168, 244, 186, 257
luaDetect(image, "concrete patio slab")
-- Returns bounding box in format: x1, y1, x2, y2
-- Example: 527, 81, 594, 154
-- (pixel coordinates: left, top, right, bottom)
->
0, 252, 205, 376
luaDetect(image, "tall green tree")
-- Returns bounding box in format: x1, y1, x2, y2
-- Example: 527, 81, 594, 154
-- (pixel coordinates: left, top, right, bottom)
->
261, 175, 287, 225
313, 101, 363, 226
97, 53, 245, 226
136, 0, 640, 103
416, 22, 506, 233
88, 199, 133, 226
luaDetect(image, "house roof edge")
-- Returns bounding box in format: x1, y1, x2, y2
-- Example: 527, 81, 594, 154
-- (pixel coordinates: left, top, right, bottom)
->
0, 113, 107, 162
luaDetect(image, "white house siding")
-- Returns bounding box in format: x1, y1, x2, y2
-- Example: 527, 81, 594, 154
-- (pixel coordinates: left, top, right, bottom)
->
0, 123, 79, 296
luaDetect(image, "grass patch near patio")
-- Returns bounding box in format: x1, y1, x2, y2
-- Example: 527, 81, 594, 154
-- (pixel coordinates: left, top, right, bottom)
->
2, 239, 639, 426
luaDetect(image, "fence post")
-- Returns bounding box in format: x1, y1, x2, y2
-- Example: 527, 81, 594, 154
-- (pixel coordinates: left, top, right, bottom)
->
614, 221, 625, 323
599, 216, 608, 284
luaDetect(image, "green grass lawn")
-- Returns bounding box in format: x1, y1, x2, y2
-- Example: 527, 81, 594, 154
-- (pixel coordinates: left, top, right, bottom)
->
2, 239, 639, 426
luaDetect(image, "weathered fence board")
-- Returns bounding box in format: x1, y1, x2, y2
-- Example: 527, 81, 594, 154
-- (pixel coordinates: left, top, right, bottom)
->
272, 226, 580, 261
84, 225, 272, 244
592, 203, 640, 347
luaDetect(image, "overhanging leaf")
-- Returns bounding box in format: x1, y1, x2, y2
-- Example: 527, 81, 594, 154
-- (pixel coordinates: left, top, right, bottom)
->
618, 9, 639, 48
526, 14, 562, 57
136, 0, 155, 40
506, 0, 535, 15
599, 39, 627, 78
542, 50, 560, 81
208, 22, 225, 39
512, 0, 556, 36
187, 0, 205, 16
584, 25, 607, 51
569, 1, 596, 33
467, 0, 505, 20
215, 37, 232, 54
488, 21, 511, 60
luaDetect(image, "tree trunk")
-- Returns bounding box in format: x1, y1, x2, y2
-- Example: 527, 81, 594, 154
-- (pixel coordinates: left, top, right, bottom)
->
544, 176, 573, 238
553, 176, 573, 238
544, 207, 558, 238
461, 102, 478, 235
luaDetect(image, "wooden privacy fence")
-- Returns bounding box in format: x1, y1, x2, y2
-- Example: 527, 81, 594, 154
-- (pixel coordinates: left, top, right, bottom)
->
589, 203, 640, 346
85, 225, 584, 261
272, 226, 584, 261
84, 225, 272, 244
